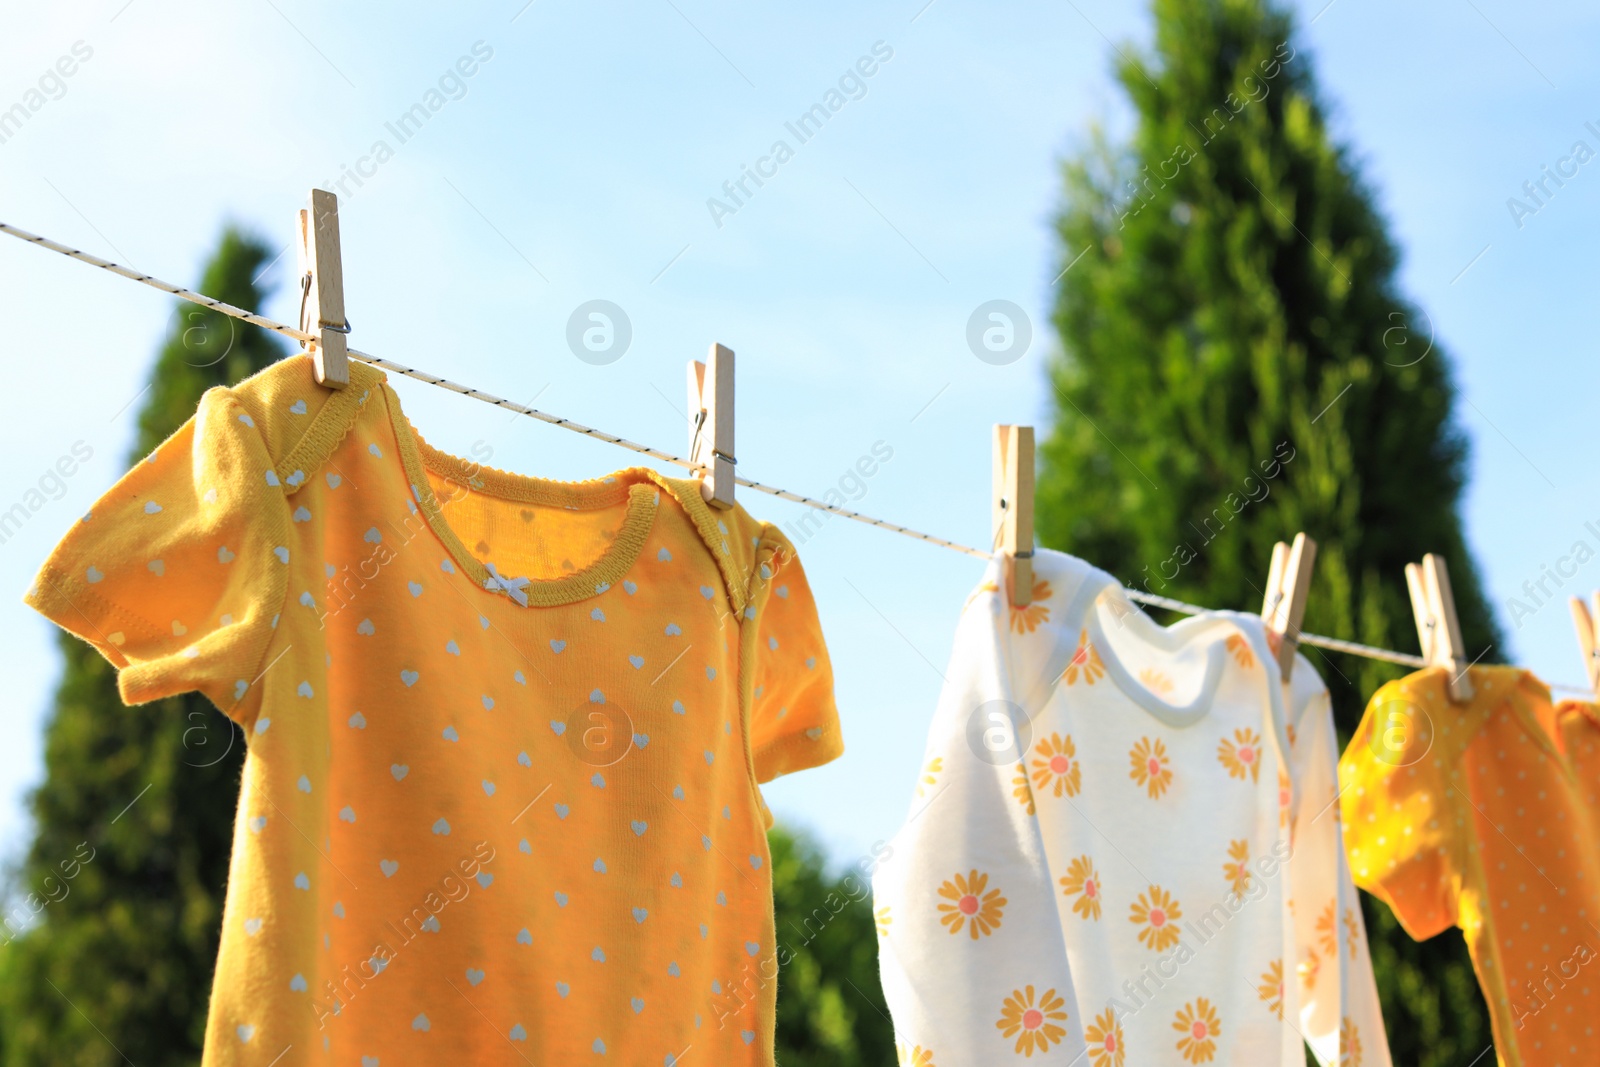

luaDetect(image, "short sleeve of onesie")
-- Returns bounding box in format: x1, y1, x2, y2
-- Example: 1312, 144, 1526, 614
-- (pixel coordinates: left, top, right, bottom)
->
1339, 677, 1460, 941
25, 385, 288, 722
746, 525, 841, 783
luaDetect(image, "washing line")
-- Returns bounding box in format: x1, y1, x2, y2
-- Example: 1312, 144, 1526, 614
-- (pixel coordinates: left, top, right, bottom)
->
4, 218, 1585, 692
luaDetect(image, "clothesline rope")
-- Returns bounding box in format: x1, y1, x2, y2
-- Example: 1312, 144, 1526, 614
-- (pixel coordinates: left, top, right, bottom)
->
0, 220, 986, 560
2, 218, 1588, 693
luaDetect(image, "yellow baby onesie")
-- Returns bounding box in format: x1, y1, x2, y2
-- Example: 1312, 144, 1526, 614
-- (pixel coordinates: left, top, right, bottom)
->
1341, 667, 1600, 1067
26, 355, 843, 1065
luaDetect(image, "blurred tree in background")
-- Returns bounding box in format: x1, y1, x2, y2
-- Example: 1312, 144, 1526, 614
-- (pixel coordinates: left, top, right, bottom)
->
1037, 0, 1498, 1062
0, 231, 283, 1065
769, 826, 894, 1066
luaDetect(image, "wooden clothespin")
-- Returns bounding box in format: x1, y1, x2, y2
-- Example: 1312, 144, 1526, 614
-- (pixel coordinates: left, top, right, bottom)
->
1406, 553, 1475, 702
1569, 592, 1600, 697
1260, 533, 1317, 682
992, 425, 1035, 607
687, 343, 735, 509
296, 188, 350, 388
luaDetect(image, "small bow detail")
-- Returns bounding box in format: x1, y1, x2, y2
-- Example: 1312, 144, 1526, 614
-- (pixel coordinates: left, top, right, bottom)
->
484, 562, 530, 607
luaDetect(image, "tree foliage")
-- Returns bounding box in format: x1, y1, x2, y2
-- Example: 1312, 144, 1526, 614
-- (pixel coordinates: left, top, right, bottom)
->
0, 230, 284, 1065
1038, 1, 1497, 1061
769, 826, 894, 1066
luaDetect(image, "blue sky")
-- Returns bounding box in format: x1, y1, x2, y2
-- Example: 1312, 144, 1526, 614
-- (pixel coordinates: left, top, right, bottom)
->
0, 0, 1596, 872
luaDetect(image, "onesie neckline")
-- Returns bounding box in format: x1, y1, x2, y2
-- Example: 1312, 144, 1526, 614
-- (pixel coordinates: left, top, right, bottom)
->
382, 380, 659, 608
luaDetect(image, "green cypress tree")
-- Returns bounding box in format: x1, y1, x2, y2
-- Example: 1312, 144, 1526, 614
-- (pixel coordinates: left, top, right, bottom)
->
0, 230, 284, 1065
1037, 1, 1498, 1062
769, 826, 894, 1067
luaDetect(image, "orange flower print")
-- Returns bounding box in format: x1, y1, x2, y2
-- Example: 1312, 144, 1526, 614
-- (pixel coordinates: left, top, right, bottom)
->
1139, 666, 1175, 696
1173, 998, 1221, 1063
1258, 959, 1285, 1020
1298, 948, 1321, 992
896, 1043, 936, 1067
1342, 906, 1361, 960
1339, 1017, 1363, 1066
1225, 634, 1255, 669
996, 985, 1069, 1056
1216, 727, 1263, 783
1129, 736, 1174, 799
1010, 581, 1054, 634
1031, 734, 1082, 798
1084, 1008, 1126, 1067
1129, 885, 1184, 952
916, 756, 943, 798
1011, 763, 1037, 816
1278, 766, 1292, 829
1315, 901, 1338, 958
1059, 856, 1103, 921
1265, 627, 1283, 661
1061, 629, 1105, 684
875, 905, 892, 938
1223, 839, 1252, 897
963, 581, 1000, 614
937, 870, 1007, 939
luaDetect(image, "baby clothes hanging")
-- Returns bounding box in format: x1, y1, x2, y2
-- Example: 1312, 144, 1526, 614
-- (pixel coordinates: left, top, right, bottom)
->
24, 355, 843, 1066
872, 556, 1087, 1066
1343, 667, 1600, 1066
872, 549, 1388, 1066
1555, 696, 1600, 810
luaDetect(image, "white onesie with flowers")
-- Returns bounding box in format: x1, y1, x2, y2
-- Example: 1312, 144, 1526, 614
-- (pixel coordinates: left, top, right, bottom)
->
873, 548, 1388, 1066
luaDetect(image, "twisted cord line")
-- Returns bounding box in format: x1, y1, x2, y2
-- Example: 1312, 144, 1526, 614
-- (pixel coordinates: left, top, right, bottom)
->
3, 219, 1581, 686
